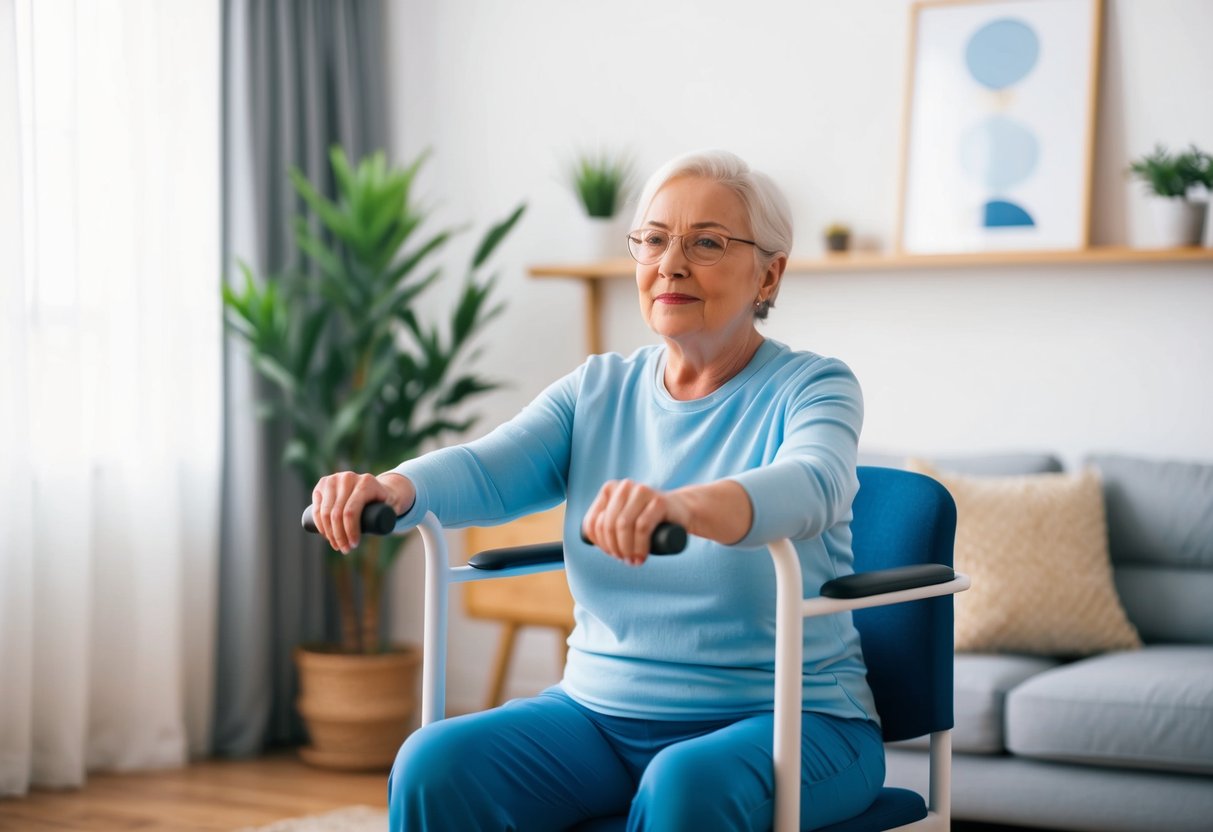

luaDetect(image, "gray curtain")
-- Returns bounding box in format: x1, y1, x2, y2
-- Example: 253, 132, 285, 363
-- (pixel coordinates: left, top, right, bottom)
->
216, 0, 389, 755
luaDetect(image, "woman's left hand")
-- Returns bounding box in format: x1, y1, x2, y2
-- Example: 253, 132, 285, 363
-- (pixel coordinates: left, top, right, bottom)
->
582, 479, 693, 567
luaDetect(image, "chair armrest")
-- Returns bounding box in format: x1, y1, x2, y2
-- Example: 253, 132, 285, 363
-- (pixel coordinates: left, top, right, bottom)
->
467, 542, 564, 571
468, 521, 687, 571
820, 564, 956, 599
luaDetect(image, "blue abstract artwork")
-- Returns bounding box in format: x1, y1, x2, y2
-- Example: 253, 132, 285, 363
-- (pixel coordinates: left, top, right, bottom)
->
965, 19, 1039, 90
963, 19, 1040, 228
960, 115, 1040, 192
984, 200, 1036, 227
899, 0, 1098, 254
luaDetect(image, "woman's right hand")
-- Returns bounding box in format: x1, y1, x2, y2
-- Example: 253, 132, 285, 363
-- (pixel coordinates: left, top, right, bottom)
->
310, 472, 416, 554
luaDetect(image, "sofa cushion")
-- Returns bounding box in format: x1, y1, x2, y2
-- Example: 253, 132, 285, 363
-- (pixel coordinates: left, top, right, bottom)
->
1088, 454, 1213, 644
885, 748, 1213, 832
892, 653, 1059, 754
1006, 645, 1213, 775
1088, 454, 1213, 569
905, 461, 1142, 656
1112, 566, 1213, 644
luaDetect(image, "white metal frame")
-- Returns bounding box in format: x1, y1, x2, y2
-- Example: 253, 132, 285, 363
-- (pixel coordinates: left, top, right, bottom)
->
412, 513, 970, 831
769, 539, 970, 832
414, 514, 565, 725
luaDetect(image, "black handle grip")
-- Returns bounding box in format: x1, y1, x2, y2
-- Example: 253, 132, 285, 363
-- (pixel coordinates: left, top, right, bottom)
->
580, 521, 687, 555
301, 502, 398, 536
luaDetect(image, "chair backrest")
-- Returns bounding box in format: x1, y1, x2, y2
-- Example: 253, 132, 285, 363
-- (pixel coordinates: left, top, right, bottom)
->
851, 466, 958, 743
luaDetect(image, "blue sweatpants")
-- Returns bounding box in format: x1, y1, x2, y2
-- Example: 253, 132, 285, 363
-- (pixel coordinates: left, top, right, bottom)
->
388, 686, 884, 831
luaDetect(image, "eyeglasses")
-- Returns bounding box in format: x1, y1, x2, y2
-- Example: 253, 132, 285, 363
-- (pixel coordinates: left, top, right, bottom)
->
626, 228, 768, 266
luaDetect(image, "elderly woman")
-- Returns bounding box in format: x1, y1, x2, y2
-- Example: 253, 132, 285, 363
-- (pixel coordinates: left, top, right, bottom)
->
310, 150, 884, 831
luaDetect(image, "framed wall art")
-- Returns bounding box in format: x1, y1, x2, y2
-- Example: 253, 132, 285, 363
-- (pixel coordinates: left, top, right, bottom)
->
896, 0, 1103, 254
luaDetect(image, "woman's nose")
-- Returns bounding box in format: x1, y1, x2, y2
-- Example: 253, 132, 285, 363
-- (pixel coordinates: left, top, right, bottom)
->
658, 236, 689, 279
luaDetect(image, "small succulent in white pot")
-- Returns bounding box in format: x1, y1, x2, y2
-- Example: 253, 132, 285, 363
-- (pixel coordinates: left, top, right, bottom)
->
1128, 144, 1211, 247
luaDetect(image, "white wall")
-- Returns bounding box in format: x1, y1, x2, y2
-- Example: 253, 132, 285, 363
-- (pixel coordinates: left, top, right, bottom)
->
385, 0, 1213, 714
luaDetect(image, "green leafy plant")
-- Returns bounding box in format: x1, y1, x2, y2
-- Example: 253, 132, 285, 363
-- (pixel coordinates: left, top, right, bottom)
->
223, 146, 525, 654
568, 150, 633, 218
1178, 145, 1213, 191
1129, 144, 1213, 197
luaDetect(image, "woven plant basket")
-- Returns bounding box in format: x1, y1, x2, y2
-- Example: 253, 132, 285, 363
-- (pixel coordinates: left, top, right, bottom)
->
295, 644, 421, 771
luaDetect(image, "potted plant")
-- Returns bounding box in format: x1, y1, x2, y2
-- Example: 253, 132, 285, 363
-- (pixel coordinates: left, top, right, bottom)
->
222, 146, 525, 769
567, 149, 633, 259
824, 222, 852, 253
1179, 145, 1213, 247
1128, 143, 1210, 247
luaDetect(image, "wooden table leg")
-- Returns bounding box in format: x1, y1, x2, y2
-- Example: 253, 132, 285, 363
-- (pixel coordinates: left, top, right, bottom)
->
484, 622, 519, 710
583, 277, 603, 355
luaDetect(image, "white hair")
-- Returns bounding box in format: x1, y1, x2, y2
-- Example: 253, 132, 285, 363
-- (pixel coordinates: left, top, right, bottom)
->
629, 149, 793, 318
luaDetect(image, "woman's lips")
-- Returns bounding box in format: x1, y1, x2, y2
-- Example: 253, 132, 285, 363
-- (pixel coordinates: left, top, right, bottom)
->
654, 293, 698, 305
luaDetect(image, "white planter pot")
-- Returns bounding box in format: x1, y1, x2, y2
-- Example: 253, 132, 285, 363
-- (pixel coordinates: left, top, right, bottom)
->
1147, 196, 1207, 247
584, 215, 630, 260
1188, 184, 1213, 248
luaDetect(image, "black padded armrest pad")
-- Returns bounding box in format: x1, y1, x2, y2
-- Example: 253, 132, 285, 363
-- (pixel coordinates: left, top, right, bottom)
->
820, 564, 955, 599
467, 542, 565, 571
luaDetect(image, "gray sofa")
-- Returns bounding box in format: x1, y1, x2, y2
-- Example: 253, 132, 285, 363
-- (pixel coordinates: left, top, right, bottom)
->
862, 451, 1213, 832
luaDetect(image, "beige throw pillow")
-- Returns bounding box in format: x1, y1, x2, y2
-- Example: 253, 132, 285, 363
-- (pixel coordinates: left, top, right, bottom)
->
905, 459, 1141, 656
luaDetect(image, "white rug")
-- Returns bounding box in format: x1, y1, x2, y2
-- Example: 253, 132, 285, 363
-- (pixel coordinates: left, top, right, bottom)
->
235, 805, 388, 832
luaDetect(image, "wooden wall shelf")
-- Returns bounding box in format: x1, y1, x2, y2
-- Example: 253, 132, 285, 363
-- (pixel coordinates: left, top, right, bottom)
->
531, 245, 1213, 280
529, 245, 1213, 353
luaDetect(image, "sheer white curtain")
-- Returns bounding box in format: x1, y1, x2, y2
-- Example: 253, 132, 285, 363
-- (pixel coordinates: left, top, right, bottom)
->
0, 0, 221, 795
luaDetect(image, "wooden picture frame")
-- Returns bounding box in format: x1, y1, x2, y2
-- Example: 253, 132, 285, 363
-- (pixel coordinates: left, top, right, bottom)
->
896, 0, 1103, 254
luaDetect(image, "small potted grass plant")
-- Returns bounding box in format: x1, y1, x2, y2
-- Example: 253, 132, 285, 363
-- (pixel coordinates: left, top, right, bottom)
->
567, 149, 633, 259
1128, 144, 1211, 247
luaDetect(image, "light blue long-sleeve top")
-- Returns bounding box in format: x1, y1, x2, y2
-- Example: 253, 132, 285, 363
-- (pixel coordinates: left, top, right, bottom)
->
391, 338, 878, 724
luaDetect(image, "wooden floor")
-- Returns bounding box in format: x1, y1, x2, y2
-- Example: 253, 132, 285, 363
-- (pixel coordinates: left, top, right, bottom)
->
0, 752, 386, 832
0, 751, 1051, 832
